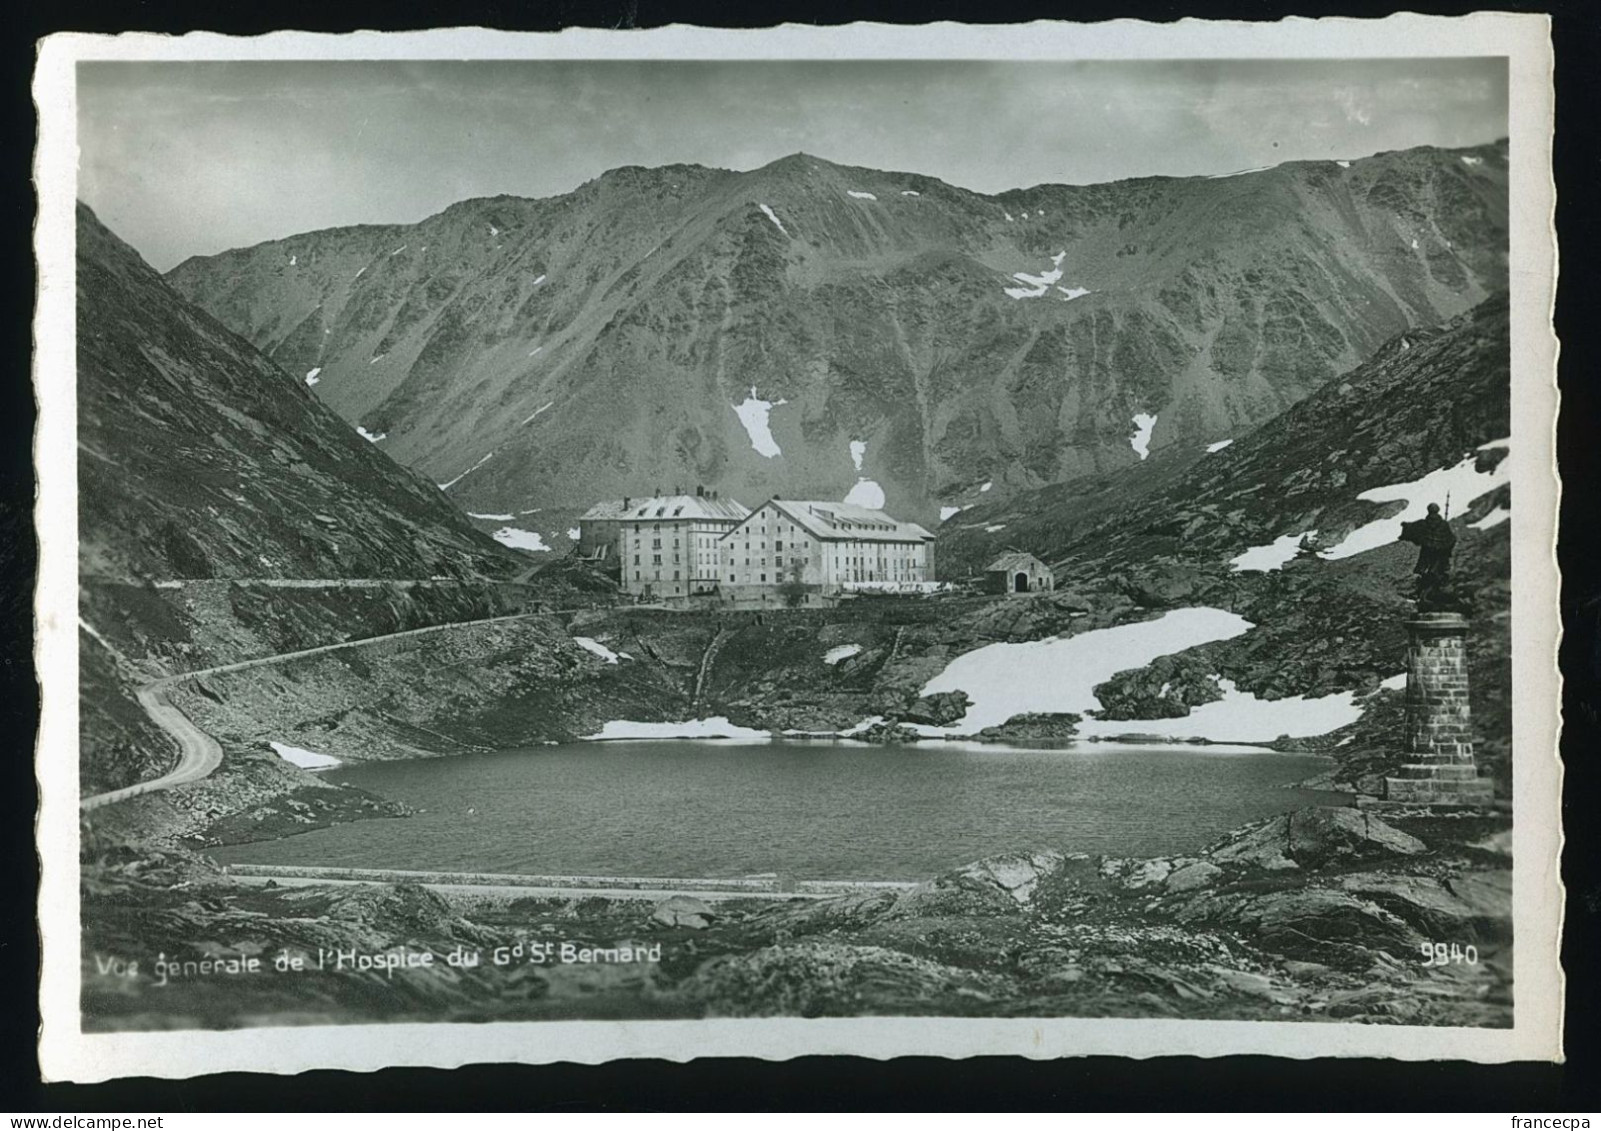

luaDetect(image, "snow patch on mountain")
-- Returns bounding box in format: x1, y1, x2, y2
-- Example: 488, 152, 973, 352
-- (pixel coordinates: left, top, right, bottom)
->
1208, 166, 1272, 180
759, 204, 789, 236
567, 526, 581, 540
438, 451, 493, 491
574, 636, 624, 664
1380, 673, 1407, 691
849, 439, 867, 471
532, 275, 546, 286
1336, 160, 1351, 168
1321, 440, 1512, 560
356, 426, 387, 443
980, 481, 993, 493
847, 191, 878, 200
1461, 155, 1483, 167
391, 245, 407, 256
467, 512, 514, 520
304, 368, 321, 386
985, 524, 1006, 533
353, 266, 366, 280
289, 255, 297, 266
940, 505, 970, 522
1130, 413, 1157, 460
528, 346, 543, 357
1207, 439, 1234, 453
1056, 286, 1090, 301
1004, 251, 1072, 300
522, 401, 555, 425
823, 644, 862, 665
732, 387, 788, 458
369, 354, 386, 365
901, 190, 920, 197
1230, 531, 1315, 573
491, 527, 551, 552
918, 607, 1255, 734
844, 479, 886, 509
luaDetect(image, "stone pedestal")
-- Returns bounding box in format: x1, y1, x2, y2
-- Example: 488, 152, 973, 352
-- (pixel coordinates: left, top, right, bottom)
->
1383, 611, 1495, 807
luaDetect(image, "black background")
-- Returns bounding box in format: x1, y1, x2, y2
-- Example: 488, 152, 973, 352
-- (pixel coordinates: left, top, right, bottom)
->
4, 0, 1596, 1111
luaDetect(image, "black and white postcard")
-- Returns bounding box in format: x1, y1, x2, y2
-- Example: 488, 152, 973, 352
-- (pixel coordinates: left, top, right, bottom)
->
33, 15, 1562, 1078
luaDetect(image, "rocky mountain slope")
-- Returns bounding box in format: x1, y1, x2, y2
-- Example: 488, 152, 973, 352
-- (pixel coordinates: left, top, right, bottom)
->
76, 204, 530, 794
165, 142, 1508, 536
78, 203, 521, 585
937, 292, 1513, 785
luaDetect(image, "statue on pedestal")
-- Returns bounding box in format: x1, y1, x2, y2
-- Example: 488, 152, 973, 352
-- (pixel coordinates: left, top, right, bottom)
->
1399, 502, 1465, 613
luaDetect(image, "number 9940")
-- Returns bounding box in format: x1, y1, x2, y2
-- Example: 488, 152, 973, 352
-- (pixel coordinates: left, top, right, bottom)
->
1420, 942, 1479, 966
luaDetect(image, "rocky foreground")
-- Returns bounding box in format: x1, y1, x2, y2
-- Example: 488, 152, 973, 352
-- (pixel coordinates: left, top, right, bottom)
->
81, 805, 1511, 1031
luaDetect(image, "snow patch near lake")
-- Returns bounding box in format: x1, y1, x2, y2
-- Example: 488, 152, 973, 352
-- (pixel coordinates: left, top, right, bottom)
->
759, 204, 789, 236
1130, 413, 1157, 460
304, 368, 321, 386
1321, 440, 1512, 560
824, 644, 863, 665
732, 387, 788, 458
270, 742, 340, 770
1471, 506, 1511, 531
847, 190, 878, 200
1207, 439, 1234, 453
1230, 531, 1315, 573
492, 527, 551, 552
849, 439, 867, 471
583, 717, 770, 742
356, 426, 387, 443
1075, 680, 1362, 743
920, 607, 1255, 734
574, 636, 624, 664
844, 479, 885, 509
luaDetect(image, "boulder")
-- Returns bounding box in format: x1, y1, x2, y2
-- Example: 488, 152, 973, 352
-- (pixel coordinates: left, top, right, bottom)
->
973, 712, 1081, 742
650, 894, 717, 930
1336, 870, 1511, 940
1180, 886, 1426, 967
895, 691, 971, 727
1165, 861, 1223, 893
1206, 807, 1426, 871
854, 721, 923, 745
955, 850, 1068, 903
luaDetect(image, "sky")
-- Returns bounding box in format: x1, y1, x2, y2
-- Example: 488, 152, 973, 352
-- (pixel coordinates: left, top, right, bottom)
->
77, 58, 1507, 271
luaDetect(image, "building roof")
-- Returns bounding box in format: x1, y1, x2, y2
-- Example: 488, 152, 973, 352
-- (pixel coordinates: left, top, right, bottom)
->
735, 499, 934, 544
582, 494, 750, 523
986, 551, 1049, 572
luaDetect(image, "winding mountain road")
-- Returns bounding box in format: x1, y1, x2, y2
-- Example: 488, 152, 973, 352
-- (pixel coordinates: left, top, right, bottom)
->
79, 606, 566, 811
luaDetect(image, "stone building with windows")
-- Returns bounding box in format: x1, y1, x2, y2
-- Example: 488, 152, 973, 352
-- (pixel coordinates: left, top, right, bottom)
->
719, 499, 935, 596
985, 551, 1055, 596
605, 491, 751, 599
